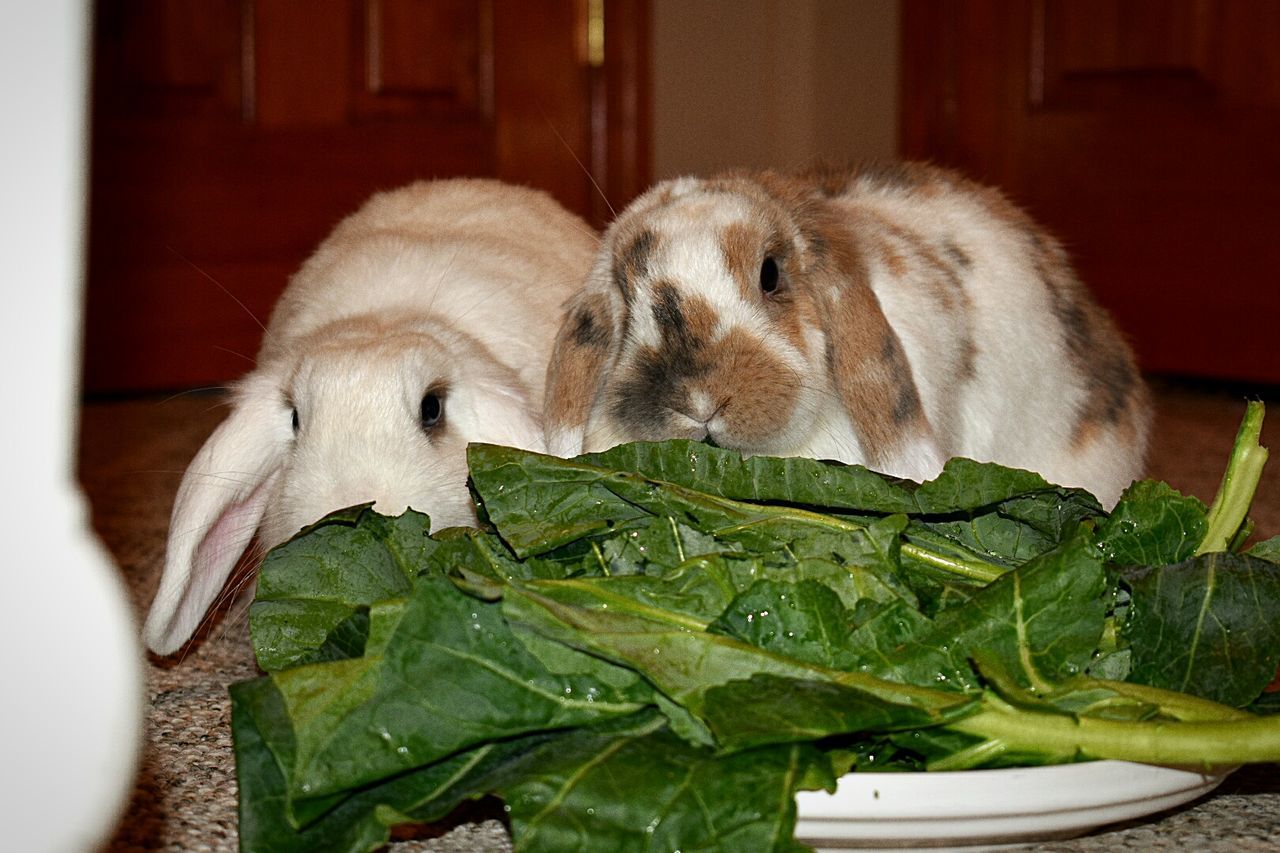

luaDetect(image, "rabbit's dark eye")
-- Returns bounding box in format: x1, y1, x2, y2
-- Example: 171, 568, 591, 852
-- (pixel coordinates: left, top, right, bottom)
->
760, 256, 780, 294
291, 407, 300, 435
420, 390, 444, 431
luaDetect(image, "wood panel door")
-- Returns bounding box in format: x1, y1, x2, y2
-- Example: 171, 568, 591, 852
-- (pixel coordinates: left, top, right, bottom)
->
901, 0, 1280, 384
85, 0, 650, 394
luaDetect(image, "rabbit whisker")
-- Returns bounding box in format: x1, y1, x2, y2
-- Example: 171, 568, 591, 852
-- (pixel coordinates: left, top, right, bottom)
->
541, 107, 616, 221
212, 344, 258, 366
155, 386, 232, 405
167, 245, 268, 333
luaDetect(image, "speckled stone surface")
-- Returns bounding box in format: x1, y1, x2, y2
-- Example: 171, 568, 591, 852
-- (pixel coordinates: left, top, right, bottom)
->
79, 380, 1280, 852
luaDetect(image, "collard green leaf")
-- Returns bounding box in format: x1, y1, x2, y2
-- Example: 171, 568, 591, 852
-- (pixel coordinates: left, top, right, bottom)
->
708, 580, 859, 670
593, 516, 726, 576
781, 515, 919, 609
910, 457, 1099, 516
842, 598, 936, 674
466, 445, 652, 555
574, 439, 919, 512
901, 479, 1098, 577
1096, 480, 1208, 566
235, 676, 386, 852
574, 442, 1093, 518
469, 444, 1025, 588
887, 726, 989, 770
249, 599, 369, 672
855, 531, 1108, 693
905, 515, 1051, 574
263, 567, 652, 807
313, 609, 372, 662
823, 736, 926, 773
897, 485, 1101, 608
250, 508, 431, 671
994, 489, 1105, 542
699, 674, 976, 752
1248, 536, 1280, 564
1123, 552, 1280, 706
499, 577, 969, 736
582, 514, 916, 617
498, 711, 826, 853
233, 677, 550, 851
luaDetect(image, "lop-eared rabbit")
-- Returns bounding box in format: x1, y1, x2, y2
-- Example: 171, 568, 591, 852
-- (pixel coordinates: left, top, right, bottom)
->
144, 178, 597, 655
543, 163, 1150, 507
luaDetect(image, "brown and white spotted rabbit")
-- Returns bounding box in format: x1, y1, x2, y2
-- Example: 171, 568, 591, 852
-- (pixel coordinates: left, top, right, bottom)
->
542, 162, 1150, 508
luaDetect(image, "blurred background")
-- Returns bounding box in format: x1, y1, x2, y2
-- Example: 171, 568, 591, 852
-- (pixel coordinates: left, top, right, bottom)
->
83, 0, 1279, 398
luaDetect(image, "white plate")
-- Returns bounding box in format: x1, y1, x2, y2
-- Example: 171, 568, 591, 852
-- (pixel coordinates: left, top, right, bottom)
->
793, 760, 1231, 851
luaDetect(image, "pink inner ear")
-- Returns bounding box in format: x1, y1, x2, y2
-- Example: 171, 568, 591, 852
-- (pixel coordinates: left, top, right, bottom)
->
173, 469, 279, 644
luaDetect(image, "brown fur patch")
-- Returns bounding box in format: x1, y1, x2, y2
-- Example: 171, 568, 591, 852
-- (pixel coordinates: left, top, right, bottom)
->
606, 285, 718, 440
767, 197, 840, 359
874, 237, 908, 277
700, 171, 830, 356
770, 284, 817, 358
854, 208, 967, 315
797, 161, 857, 197
545, 291, 614, 428
851, 161, 926, 193
647, 282, 717, 345
720, 221, 761, 299
612, 228, 658, 303
706, 327, 798, 446
682, 292, 718, 342
650, 279, 685, 334
943, 240, 972, 270
821, 269, 932, 469
956, 335, 979, 382
569, 294, 612, 350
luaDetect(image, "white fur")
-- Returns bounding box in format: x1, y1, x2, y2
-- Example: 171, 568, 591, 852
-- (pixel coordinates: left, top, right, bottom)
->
143, 179, 597, 656
841, 189, 1120, 491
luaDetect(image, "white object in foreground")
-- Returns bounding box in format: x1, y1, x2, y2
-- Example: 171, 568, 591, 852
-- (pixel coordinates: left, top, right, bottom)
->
0, 3, 144, 850
794, 760, 1228, 850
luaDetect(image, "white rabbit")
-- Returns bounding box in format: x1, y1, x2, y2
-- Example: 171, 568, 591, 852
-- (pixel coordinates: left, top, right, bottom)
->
143, 178, 597, 655
543, 162, 1150, 508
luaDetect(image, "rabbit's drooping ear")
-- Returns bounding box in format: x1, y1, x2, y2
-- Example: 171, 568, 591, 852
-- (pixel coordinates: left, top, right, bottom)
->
815, 246, 946, 484
543, 287, 618, 457
142, 385, 288, 655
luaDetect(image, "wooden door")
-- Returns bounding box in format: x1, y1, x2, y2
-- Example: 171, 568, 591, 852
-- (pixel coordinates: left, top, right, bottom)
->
901, 0, 1280, 384
85, 0, 650, 394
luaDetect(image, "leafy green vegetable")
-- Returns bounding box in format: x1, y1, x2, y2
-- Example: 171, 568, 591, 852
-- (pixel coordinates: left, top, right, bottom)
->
249, 506, 426, 672
1198, 401, 1270, 554
232, 404, 1280, 852
1122, 552, 1280, 706
497, 710, 828, 853
1096, 480, 1208, 566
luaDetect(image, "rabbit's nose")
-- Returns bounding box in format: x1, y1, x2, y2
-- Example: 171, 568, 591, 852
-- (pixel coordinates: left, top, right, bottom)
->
669, 391, 731, 442
679, 389, 725, 425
